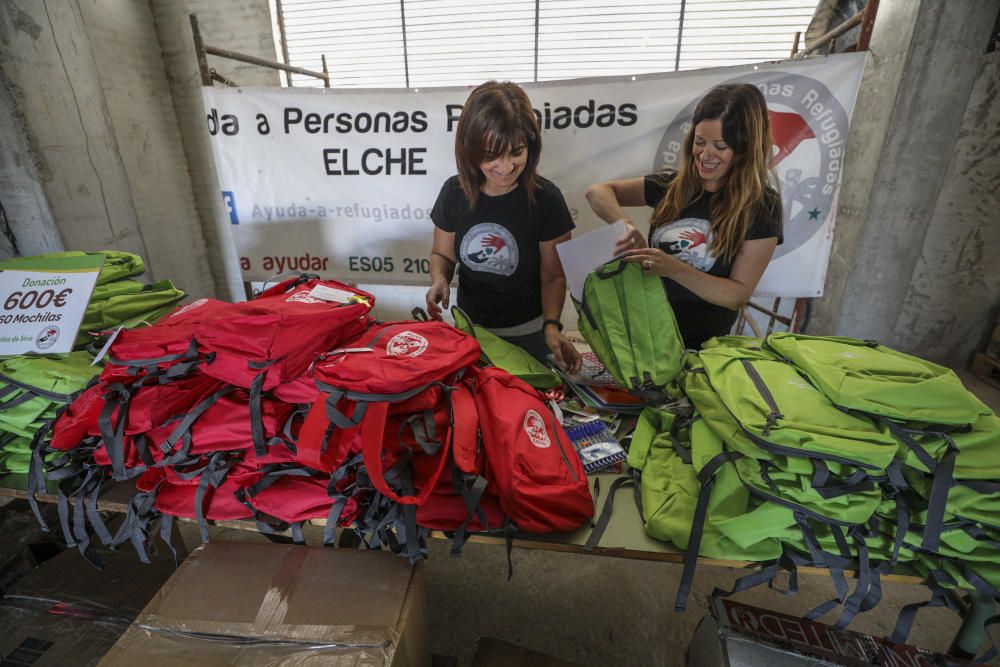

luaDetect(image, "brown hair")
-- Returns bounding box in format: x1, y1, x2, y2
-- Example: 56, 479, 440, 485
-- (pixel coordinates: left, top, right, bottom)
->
455, 81, 541, 209
651, 83, 780, 263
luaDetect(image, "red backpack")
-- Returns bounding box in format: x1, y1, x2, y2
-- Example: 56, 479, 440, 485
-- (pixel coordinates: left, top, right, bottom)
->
50, 381, 106, 451
155, 476, 255, 522
104, 465, 243, 564
101, 297, 231, 383
95, 388, 300, 471
195, 277, 374, 456
196, 276, 373, 392
298, 320, 481, 505
271, 373, 320, 405
294, 382, 445, 473
415, 465, 505, 533
157, 389, 297, 460
293, 320, 481, 560
411, 379, 503, 533
236, 466, 339, 544
95, 373, 229, 480
471, 366, 593, 533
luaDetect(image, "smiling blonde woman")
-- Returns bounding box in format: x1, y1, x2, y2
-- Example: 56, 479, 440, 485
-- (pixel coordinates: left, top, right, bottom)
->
586, 83, 784, 349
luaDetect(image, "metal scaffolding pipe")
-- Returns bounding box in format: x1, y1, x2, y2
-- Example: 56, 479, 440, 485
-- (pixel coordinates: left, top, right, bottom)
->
796, 10, 864, 58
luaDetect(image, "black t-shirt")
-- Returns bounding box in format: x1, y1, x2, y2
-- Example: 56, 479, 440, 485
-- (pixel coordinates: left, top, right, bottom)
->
643, 172, 783, 348
431, 175, 574, 328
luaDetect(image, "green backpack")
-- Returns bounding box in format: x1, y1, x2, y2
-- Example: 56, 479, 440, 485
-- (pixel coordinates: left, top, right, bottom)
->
591, 406, 784, 610
448, 307, 560, 389
894, 415, 1000, 539
755, 333, 1000, 635
606, 334, 998, 629
0, 434, 31, 473
681, 348, 896, 528
574, 259, 684, 400
94, 250, 145, 284
77, 279, 186, 345
0, 353, 99, 476
674, 348, 904, 620
765, 333, 988, 425
898, 505, 1000, 642
0, 433, 59, 474
700, 334, 766, 350
764, 332, 999, 551
0, 352, 99, 438
604, 397, 905, 616
690, 345, 898, 473
3, 250, 145, 285
626, 407, 783, 562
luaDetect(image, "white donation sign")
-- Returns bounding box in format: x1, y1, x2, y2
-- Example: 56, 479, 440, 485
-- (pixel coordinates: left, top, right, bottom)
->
0, 254, 103, 355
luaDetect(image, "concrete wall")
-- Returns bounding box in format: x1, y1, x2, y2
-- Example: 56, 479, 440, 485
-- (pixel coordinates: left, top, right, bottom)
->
808, 0, 919, 337
811, 0, 1000, 365
76, 0, 215, 292
0, 69, 60, 258
150, 0, 280, 301
891, 51, 1000, 363
0, 0, 214, 297
1, 2, 142, 259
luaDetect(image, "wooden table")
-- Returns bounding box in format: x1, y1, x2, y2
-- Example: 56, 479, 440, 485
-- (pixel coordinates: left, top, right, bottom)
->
0, 471, 925, 585
8, 470, 995, 656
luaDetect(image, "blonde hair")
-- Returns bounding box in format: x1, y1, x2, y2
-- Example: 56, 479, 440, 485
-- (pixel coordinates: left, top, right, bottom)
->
455, 81, 541, 210
651, 83, 780, 263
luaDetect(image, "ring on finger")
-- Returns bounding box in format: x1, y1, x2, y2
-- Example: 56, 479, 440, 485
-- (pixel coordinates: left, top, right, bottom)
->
643, 259, 652, 269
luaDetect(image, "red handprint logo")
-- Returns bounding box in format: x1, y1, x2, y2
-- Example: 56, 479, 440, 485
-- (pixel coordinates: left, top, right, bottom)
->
666, 228, 707, 254
468, 233, 508, 264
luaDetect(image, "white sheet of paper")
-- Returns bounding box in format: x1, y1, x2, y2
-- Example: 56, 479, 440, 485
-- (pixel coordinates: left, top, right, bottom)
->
556, 220, 627, 301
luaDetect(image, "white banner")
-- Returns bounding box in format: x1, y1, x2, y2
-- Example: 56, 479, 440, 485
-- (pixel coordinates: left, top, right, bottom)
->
203, 53, 865, 297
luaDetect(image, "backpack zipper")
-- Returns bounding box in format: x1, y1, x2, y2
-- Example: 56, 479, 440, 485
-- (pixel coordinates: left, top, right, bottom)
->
740, 359, 784, 435
547, 411, 579, 481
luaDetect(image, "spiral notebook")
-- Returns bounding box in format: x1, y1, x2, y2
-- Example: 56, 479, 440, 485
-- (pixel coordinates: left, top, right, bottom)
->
568, 351, 620, 387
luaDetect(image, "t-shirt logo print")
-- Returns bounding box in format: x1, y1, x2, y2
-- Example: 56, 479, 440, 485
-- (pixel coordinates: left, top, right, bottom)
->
523, 409, 551, 448
651, 218, 716, 272
460, 223, 518, 276
386, 331, 429, 357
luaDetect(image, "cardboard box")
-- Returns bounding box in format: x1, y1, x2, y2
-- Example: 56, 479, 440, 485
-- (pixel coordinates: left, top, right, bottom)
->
0, 537, 181, 666
688, 598, 958, 667
100, 541, 430, 667
472, 637, 584, 667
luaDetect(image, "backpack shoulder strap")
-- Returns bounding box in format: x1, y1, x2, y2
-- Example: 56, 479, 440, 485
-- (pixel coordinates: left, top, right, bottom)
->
450, 381, 481, 475
361, 400, 450, 506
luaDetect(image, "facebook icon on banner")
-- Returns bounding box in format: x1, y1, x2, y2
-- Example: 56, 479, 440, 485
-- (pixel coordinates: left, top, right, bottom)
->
222, 191, 239, 224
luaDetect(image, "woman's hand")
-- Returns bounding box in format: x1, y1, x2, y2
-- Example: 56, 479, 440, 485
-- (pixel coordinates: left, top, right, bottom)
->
621, 247, 678, 277
425, 279, 450, 320
545, 328, 582, 374
613, 220, 647, 256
